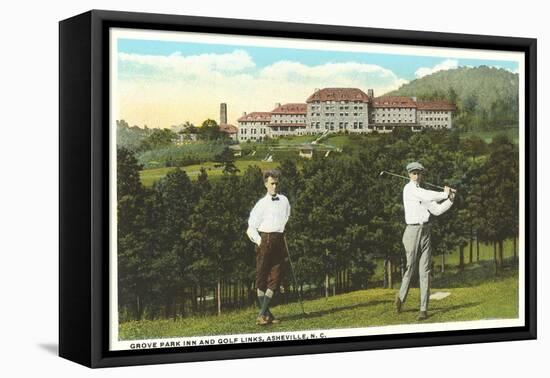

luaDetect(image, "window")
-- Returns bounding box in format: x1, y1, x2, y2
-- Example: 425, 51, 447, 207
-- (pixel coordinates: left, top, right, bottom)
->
359, 122, 363, 129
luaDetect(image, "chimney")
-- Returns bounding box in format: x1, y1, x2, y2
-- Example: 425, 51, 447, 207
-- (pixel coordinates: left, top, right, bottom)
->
367, 89, 374, 99
275, 102, 281, 109
412, 96, 417, 102
220, 103, 227, 124
242, 111, 247, 116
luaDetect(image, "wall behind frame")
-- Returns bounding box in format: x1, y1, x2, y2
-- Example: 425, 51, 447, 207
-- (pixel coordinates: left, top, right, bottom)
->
1, 0, 545, 376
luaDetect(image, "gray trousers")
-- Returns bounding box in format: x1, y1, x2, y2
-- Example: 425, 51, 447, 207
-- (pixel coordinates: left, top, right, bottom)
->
398, 224, 432, 312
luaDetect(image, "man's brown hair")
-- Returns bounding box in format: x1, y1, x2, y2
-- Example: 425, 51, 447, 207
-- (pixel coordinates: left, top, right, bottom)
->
263, 169, 281, 182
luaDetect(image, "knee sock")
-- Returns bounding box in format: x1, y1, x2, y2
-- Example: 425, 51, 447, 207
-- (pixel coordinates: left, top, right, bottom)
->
259, 289, 274, 316
257, 289, 265, 312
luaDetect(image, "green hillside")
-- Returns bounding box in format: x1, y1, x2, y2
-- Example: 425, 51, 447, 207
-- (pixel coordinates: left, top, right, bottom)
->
386, 66, 519, 131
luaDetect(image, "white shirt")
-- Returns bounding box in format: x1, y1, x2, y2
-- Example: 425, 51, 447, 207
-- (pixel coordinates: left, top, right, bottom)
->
403, 181, 453, 224
246, 193, 291, 245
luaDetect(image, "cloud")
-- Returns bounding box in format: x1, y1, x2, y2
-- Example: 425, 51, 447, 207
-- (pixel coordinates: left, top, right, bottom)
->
116, 50, 408, 128
415, 59, 459, 79
260, 61, 407, 90
118, 49, 256, 76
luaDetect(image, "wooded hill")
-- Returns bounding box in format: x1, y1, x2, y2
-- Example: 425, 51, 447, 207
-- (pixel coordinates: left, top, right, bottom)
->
386, 66, 519, 131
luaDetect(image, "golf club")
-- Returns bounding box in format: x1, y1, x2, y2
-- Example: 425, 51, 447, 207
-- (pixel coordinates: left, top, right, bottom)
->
379, 170, 457, 193
283, 235, 308, 316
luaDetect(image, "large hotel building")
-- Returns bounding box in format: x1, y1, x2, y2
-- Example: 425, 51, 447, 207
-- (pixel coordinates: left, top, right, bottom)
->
236, 88, 455, 142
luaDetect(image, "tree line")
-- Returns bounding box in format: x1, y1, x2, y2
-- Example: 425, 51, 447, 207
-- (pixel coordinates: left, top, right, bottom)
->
117, 119, 232, 152
117, 129, 519, 321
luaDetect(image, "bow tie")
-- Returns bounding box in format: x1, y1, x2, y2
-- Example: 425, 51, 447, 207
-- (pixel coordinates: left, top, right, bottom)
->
271, 196, 280, 201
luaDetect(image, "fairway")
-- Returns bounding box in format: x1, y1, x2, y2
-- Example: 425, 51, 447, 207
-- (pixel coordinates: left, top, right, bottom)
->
140, 160, 279, 187
119, 261, 518, 340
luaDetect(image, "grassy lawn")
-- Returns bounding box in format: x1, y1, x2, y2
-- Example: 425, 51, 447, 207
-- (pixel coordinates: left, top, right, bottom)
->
323, 134, 356, 149
276, 135, 318, 145
140, 160, 280, 187
119, 260, 518, 340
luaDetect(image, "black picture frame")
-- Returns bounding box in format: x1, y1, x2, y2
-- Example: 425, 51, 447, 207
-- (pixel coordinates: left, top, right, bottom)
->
59, 9, 537, 368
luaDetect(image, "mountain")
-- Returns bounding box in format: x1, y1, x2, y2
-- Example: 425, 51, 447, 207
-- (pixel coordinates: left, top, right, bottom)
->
385, 66, 519, 131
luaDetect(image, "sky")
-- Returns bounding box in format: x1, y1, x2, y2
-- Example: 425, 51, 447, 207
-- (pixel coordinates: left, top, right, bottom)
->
115, 38, 519, 129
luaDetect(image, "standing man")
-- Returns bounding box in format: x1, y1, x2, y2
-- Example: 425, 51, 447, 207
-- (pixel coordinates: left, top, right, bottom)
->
247, 169, 291, 325
395, 162, 455, 320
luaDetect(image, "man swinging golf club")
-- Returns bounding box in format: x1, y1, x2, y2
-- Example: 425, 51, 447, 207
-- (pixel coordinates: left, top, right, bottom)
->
246, 169, 290, 326
395, 162, 455, 321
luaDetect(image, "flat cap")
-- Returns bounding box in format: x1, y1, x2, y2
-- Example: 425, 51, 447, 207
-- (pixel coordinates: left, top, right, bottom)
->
406, 161, 425, 172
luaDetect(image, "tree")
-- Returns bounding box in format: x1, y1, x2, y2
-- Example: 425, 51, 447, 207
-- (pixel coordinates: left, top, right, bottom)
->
116, 147, 153, 320
196, 167, 211, 195
150, 168, 198, 318
117, 147, 143, 199
214, 147, 240, 175
199, 119, 224, 141
291, 156, 374, 296
138, 128, 178, 151
277, 159, 303, 204
462, 136, 487, 163
182, 175, 245, 315
478, 135, 519, 272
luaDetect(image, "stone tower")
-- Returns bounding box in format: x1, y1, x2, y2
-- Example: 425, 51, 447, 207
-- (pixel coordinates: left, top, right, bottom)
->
367, 89, 374, 99
220, 103, 227, 124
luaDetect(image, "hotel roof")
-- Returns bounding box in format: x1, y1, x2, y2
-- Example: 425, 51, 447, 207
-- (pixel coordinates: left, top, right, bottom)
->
271, 103, 307, 114
306, 88, 370, 103
237, 112, 272, 122
372, 96, 417, 108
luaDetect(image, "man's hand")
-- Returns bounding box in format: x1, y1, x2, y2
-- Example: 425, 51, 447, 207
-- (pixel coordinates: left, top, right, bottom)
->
444, 186, 451, 196
257, 238, 262, 247
449, 190, 457, 202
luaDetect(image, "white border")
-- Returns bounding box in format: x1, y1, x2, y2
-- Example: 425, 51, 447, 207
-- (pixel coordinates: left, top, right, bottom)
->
109, 27, 526, 352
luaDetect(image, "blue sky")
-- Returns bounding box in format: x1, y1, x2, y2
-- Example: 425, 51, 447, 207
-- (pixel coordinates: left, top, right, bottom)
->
118, 39, 519, 81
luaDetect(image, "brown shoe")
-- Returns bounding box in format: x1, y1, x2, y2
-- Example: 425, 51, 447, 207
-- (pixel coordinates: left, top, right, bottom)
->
256, 315, 269, 325
417, 311, 428, 321
395, 295, 402, 314
266, 315, 281, 324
